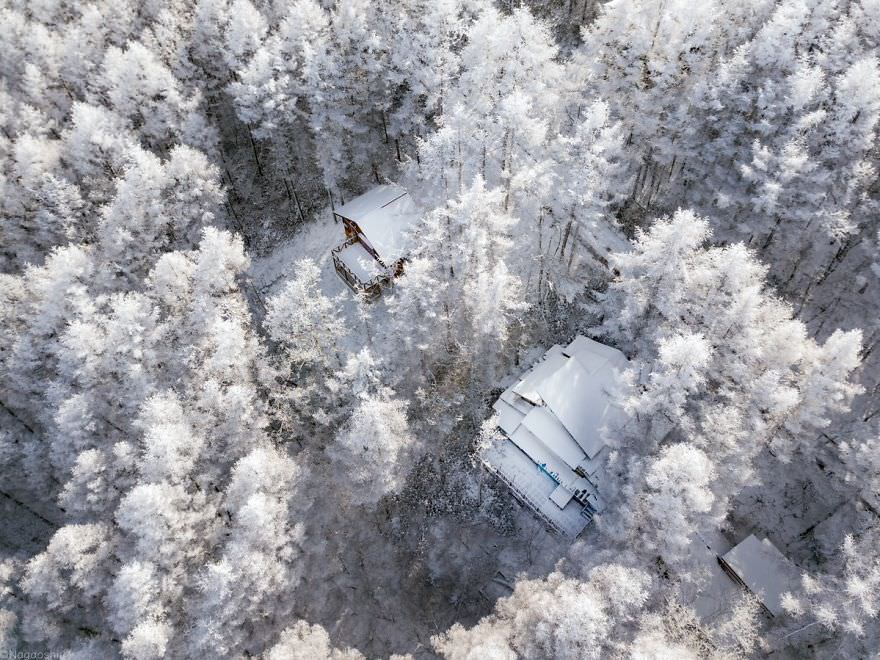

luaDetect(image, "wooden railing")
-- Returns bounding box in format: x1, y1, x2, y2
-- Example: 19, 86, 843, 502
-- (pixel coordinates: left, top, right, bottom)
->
482, 458, 581, 538
331, 237, 390, 298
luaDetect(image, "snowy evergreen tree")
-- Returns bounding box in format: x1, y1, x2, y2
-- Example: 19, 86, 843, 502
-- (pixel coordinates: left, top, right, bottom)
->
267, 620, 365, 660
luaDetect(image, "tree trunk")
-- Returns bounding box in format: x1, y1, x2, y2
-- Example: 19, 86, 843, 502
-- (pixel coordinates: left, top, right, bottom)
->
245, 125, 264, 179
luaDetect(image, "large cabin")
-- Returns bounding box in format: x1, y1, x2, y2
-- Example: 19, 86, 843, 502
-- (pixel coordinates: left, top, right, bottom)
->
331, 184, 419, 297
480, 336, 629, 538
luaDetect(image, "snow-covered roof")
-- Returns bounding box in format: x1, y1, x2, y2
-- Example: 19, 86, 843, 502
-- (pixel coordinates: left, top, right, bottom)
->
563, 335, 629, 370
481, 335, 629, 538
521, 407, 585, 469
536, 357, 625, 459
335, 184, 420, 264
721, 535, 800, 616
336, 185, 406, 218
513, 345, 566, 405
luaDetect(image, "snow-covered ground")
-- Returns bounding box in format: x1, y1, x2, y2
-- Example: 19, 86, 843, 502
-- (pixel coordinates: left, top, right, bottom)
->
248, 209, 377, 357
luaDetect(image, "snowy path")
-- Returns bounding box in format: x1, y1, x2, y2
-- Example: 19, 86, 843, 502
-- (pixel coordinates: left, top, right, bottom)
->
249, 212, 350, 300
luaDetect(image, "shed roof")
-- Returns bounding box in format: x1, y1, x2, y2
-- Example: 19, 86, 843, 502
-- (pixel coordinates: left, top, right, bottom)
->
721, 535, 800, 616
335, 184, 420, 263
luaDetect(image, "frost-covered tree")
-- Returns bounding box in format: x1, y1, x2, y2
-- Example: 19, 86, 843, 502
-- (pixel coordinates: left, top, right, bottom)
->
0, 130, 66, 269
783, 528, 880, 655
388, 178, 526, 388
37, 227, 261, 513
594, 210, 863, 560
264, 257, 349, 433
545, 100, 631, 300
5, 227, 303, 655
226, 0, 327, 179
571, 0, 770, 208
675, 2, 880, 301
295, 0, 390, 193
223, 0, 268, 74
410, 6, 562, 208
267, 620, 365, 660
265, 258, 346, 370
97, 41, 216, 152
188, 445, 305, 657
379, 0, 482, 150
19, 523, 112, 643
642, 443, 716, 556
409, 6, 631, 307
96, 144, 225, 288
0, 245, 96, 489
327, 387, 414, 508
433, 566, 658, 659
1, 0, 878, 656
229, 0, 397, 194
59, 102, 133, 211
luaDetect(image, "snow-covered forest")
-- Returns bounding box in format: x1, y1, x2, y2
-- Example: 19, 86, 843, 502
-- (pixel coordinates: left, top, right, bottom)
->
1, 0, 878, 657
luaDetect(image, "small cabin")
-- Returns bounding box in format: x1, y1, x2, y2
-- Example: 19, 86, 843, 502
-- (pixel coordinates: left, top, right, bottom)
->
480, 336, 629, 538
331, 184, 419, 297
719, 535, 800, 617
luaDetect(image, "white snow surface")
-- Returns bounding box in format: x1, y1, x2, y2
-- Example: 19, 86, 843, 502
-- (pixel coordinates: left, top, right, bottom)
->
336, 239, 386, 282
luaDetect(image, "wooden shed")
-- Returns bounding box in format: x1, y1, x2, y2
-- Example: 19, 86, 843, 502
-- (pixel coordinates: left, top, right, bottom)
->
331, 184, 419, 297
719, 535, 801, 617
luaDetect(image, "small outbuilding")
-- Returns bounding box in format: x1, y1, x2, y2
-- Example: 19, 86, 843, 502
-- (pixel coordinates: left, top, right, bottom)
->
331, 184, 420, 296
719, 534, 801, 617
480, 335, 629, 538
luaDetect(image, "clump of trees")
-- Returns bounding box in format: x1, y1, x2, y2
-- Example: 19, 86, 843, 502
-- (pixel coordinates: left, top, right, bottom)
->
0, 0, 878, 657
